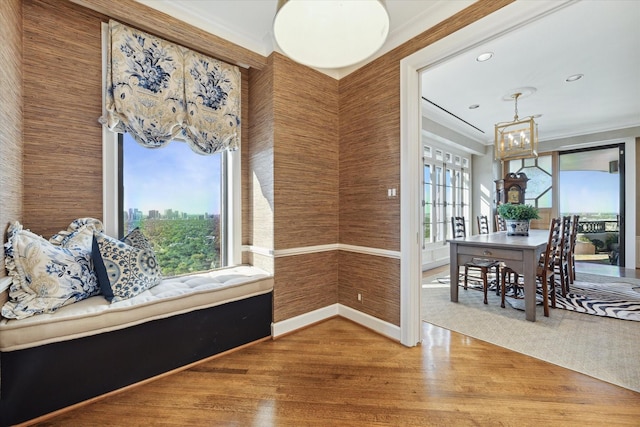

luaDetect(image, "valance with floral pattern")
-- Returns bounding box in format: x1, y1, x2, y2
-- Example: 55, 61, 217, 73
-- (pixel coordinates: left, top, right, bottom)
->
101, 20, 240, 155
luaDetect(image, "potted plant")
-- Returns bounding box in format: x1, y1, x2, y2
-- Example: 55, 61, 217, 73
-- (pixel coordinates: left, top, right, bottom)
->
497, 203, 540, 236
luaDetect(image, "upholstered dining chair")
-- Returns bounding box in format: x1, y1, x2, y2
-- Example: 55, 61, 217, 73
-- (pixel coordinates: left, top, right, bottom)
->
500, 217, 562, 317
495, 214, 507, 232
477, 215, 490, 234
451, 217, 500, 305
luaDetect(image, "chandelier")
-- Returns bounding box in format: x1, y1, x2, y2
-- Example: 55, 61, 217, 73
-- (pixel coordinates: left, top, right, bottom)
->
494, 92, 538, 161
273, 0, 389, 69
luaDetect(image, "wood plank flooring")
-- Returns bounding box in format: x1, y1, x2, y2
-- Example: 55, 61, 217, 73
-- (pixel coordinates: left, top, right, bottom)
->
32, 316, 640, 426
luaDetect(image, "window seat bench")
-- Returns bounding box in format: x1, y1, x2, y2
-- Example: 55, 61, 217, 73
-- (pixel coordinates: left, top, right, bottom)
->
0, 265, 273, 426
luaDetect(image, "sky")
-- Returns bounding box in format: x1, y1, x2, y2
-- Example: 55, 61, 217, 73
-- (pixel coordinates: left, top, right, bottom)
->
123, 133, 222, 216
559, 170, 619, 215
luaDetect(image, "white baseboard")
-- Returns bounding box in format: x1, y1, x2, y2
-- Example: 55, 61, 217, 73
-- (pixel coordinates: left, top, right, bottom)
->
337, 305, 401, 342
272, 305, 339, 338
271, 304, 401, 343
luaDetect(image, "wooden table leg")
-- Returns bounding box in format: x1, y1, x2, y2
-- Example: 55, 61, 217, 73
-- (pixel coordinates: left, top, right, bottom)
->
450, 242, 459, 302
523, 248, 537, 322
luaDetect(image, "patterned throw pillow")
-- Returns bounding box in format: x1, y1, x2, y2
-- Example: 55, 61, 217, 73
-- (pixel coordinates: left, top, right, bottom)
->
2, 221, 100, 319
49, 217, 105, 246
92, 229, 162, 303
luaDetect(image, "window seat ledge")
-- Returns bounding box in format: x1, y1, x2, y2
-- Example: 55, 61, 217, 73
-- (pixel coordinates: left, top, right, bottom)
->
0, 265, 273, 352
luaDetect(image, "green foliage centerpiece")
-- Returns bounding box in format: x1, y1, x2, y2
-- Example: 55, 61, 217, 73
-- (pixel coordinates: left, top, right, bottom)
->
497, 203, 540, 236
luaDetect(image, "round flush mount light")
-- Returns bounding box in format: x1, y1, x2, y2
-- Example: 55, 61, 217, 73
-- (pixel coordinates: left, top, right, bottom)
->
273, 0, 389, 69
565, 74, 584, 82
476, 52, 493, 62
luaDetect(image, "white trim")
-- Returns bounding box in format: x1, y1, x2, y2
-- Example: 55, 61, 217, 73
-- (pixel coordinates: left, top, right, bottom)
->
227, 149, 242, 266
242, 245, 274, 257
0, 276, 12, 294
272, 304, 339, 337
274, 244, 339, 257
243, 243, 401, 259
337, 305, 401, 342
399, 49, 423, 348
400, 0, 573, 348
337, 244, 400, 259
271, 303, 400, 342
623, 139, 636, 268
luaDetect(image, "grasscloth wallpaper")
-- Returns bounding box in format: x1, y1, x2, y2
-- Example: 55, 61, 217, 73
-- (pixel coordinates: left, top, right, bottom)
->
22, 0, 104, 237
336, 0, 514, 324
0, 0, 23, 277
6, 0, 514, 327
272, 54, 339, 321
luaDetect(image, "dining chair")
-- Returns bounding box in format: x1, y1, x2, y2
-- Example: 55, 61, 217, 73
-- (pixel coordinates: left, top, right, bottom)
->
477, 215, 490, 234
500, 217, 562, 317
554, 216, 572, 296
495, 214, 507, 232
568, 214, 580, 284
451, 217, 500, 305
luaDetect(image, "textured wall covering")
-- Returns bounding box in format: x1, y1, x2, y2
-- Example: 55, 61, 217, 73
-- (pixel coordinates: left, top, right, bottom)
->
337, 0, 514, 325
274, 251, 338, 322
272, 54, 339, 321
0, 0, 23, 277
22, 0, 104, 237
248, 55, 275, 273
273, 54, 339, 250
338, 251, 400, 325
249, 53, 339, 320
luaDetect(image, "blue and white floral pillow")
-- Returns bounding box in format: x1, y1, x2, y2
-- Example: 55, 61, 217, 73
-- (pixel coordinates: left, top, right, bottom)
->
2, 221, 101, 319
92, 229, 162, 303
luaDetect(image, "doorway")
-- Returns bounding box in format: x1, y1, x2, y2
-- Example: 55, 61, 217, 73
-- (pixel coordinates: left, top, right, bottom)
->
559, 144, 625, 266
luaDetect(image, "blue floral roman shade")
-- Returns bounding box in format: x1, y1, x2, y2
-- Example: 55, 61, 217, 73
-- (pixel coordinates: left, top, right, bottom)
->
101, 20, 240, 155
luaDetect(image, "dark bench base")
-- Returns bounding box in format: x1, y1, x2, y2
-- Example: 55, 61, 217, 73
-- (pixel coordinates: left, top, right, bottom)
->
0, 292, 272, 426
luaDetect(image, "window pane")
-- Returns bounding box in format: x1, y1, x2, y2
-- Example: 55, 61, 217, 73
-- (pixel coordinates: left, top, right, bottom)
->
423, 165, 432, 244
122, 133, 223, 277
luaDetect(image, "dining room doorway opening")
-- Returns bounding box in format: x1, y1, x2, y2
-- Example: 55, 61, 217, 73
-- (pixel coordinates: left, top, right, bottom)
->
559, 144, 625, 266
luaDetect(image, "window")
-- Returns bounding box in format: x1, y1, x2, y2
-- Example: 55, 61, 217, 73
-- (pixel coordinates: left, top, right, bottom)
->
508, 155, 552, 208
120, 133, 225, 276
103, 131, 240, 277
423, 143, 470, 247
101, 23, 241, 277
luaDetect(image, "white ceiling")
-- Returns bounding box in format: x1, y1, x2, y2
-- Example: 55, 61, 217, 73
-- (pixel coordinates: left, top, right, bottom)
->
136, 0, 640, 145
421, 0, 640, 144
134, 0, 474, 76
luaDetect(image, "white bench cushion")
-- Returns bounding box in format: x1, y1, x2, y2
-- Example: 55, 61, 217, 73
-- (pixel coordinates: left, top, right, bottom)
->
0, 265, 273, 351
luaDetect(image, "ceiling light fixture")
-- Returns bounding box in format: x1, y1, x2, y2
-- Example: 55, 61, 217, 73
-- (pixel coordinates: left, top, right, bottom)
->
476, 52, 493, 62
565, 73, 584, 82
273, 0, 389, 69
494, 92, 538, 161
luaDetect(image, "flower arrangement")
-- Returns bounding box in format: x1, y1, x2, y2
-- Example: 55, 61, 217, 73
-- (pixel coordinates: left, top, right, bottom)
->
497, 203, 540, 221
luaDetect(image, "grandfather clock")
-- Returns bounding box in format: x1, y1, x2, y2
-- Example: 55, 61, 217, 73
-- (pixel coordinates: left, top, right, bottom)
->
495, 172, 528, 205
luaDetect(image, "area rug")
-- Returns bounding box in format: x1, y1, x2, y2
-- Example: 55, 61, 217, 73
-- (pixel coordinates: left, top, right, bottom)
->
422, 272, 640, 392
431, 272, 640, 321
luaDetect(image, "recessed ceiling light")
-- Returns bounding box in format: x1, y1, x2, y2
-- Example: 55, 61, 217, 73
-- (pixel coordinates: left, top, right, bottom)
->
469, 104, 480, 109
476, 52, 493, 62
565, 74, 584, 82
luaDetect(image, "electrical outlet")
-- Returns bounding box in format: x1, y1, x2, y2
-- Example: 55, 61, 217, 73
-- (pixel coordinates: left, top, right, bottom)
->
357, 292, 362, 303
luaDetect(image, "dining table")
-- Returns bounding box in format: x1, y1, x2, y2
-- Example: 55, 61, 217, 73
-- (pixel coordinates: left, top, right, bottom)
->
448, 229, 549, 321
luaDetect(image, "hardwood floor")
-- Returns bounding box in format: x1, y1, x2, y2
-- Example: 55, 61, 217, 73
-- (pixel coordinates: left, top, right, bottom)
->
32, 317, 640, 426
